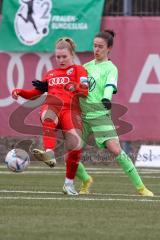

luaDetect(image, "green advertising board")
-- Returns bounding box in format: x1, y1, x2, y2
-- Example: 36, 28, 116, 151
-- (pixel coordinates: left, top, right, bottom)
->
0, 0, 105, 52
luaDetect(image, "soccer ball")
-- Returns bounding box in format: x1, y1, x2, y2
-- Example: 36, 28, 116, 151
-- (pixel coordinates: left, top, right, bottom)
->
5, 148, 30, 172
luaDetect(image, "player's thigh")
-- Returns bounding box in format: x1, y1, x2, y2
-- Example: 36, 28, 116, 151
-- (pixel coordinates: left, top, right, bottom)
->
64, 128, 83, 150
61, 110, 82, 130
61, 110, 83, 150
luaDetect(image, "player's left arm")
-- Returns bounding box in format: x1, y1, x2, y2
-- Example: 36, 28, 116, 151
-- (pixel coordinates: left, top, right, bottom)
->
102, 66, 118, 110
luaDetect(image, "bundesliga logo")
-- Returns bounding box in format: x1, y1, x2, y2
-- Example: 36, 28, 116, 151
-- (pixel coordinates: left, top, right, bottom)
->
14, 0, 52, 46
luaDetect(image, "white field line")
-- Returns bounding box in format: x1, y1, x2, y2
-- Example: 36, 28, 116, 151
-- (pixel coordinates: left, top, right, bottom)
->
0, 196, 160, 202
0, 171, 64, 174
0, 189, 160, 198
1, 165, 160, 173
0, 171, 160, 179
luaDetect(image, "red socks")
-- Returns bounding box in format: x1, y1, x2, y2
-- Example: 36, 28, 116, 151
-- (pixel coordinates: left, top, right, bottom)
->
42, 118, 57, 150
66, 149, 81, 179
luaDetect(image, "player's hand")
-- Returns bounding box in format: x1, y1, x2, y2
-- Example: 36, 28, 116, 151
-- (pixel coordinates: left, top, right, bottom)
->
79, 82, 89, 89
64, 82, 77, 92
101, 98, 112, 110
32, 80, 48, 92
12, 89, 21, 100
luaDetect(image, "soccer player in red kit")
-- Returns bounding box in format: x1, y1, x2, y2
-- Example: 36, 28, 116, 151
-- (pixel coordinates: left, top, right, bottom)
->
12, 38, 89, 195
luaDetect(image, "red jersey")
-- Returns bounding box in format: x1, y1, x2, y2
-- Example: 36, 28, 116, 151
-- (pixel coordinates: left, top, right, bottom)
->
43, 64, 88, 110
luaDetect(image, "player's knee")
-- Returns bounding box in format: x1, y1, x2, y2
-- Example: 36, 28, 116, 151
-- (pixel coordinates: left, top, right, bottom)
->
66, 141, 82, 151
41, 109, 58, 125
65, 136, 82, 150
105, 139, 121, 156
65, 129, 83, 150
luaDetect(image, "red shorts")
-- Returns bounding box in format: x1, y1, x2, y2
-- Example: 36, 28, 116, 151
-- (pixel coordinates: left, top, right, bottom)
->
40, 104, 82, 131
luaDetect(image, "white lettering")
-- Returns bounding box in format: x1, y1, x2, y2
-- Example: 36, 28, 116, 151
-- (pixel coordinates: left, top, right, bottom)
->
52, 15, 76, 22
51, 22, 88, 30
130, 54, 160, 103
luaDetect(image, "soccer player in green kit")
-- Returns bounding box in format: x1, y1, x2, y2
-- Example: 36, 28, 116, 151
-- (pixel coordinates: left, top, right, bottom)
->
77, 29, 154, 196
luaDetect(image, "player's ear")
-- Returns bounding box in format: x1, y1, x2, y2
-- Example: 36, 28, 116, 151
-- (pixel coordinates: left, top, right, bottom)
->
107, 46, 112, 54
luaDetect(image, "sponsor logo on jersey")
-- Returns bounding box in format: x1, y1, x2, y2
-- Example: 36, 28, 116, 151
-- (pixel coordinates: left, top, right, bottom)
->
88, 76, 96, 92
48, 77, 70, 85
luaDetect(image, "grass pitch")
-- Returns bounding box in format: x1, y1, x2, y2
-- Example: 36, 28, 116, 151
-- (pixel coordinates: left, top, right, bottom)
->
0, 163, 160, 240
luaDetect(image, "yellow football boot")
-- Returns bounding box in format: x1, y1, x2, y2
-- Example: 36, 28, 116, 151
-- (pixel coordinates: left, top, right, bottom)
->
79, 176, 93, 194
138, 187, 154, 197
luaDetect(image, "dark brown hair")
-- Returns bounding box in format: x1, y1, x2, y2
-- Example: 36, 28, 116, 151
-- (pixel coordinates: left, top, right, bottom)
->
95, 29, 115, 47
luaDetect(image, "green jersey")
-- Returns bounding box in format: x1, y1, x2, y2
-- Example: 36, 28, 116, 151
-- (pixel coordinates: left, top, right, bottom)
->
80, 59, 118, 119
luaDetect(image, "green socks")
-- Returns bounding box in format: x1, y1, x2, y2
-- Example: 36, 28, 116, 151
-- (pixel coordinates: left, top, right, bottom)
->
76, 162, 90, 182
76, 151, 144, 190
116, 150, 144, 190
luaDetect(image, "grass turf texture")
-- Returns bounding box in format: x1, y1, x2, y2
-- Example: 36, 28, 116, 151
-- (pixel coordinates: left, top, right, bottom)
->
0, 164, 160, 240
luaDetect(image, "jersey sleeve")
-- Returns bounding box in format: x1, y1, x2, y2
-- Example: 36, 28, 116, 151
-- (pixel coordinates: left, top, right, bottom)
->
103, 86, 114, 101
17, 88, 42, 100
105, 65, 118, 94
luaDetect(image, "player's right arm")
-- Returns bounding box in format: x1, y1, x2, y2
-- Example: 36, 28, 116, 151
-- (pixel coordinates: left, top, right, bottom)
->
12, 71, 51, 100
12, 88, 43, 100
